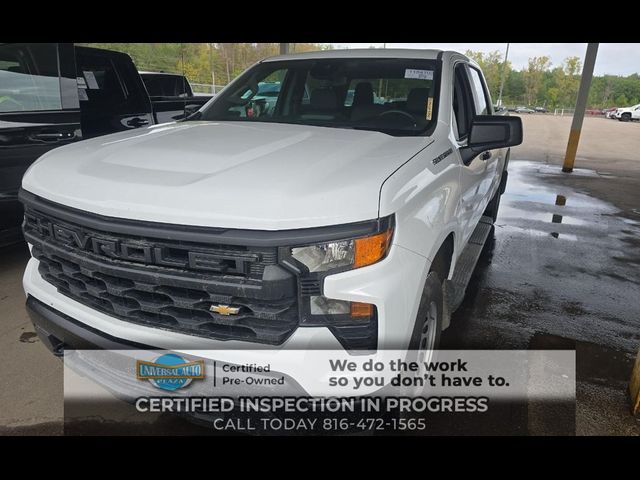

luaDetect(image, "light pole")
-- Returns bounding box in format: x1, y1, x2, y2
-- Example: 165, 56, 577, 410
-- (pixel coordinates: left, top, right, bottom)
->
562, 43, 599, 173
497, 43, 510, 107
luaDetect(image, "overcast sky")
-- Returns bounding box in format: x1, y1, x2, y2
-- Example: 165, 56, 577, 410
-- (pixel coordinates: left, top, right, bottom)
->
331, 43, 639, 76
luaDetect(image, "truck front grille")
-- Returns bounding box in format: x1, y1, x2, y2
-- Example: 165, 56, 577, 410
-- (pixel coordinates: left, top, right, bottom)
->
23, 200, 298, 345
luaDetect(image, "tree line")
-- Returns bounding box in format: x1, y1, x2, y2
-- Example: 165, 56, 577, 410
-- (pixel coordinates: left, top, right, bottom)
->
465, 50, 640, 109
82, 44, 640, 108
82, 43, 329, 89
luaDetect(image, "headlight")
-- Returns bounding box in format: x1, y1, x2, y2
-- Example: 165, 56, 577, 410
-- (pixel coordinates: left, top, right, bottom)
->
290, 228, 393, 273
291, 240, 354, 273
281, 219, 394, 352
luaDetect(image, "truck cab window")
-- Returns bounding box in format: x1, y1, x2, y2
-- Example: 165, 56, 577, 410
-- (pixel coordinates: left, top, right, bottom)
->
141, 73, 192, 98
467, 66, 492, 115
0, 43, 62, 113
76, 54, 126, 106
453, 63, 473, 140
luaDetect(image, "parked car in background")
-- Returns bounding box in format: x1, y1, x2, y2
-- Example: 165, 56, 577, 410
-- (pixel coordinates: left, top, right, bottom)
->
139, 71, 213, 123
534, 106, 547, 113
515, 106, 535, 114
0, 43, 154, 246
493, 105, 508, 115
613, 103, 640, 122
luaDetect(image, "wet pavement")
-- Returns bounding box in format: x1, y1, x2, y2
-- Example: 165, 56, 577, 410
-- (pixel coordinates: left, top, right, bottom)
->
442, 159, 640, 435
444, 160, 640, 352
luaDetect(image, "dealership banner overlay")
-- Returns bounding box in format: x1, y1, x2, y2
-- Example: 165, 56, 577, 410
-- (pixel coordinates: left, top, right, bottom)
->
63, 349, 575, 434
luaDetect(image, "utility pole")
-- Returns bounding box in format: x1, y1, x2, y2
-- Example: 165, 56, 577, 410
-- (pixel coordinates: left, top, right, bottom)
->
280, 43, 289, 55
497, 43, 510, 107
378, 44, 386, 99
209, 43, 216, 94
562, 43, 599, 173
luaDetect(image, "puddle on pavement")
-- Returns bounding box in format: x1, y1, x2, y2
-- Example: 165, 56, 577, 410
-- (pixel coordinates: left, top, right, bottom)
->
501, 161, 620, 240
622, 218, 640, 226
444, 159, 640, 357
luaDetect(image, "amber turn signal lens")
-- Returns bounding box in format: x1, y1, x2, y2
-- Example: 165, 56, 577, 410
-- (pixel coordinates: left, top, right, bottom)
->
351, 302, 374, 318
354, 229, 393, 268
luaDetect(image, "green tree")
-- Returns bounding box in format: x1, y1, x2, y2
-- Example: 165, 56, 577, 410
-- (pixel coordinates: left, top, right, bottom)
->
465, 50, 511, 101
79, 44, 640, 108
523, 56, 551, 106
553, 56, 582, 107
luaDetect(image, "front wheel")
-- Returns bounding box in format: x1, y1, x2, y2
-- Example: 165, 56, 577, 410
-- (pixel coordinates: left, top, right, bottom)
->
402, 272, 444, 399
409, 272, 443, 365
620, 113, 631, 122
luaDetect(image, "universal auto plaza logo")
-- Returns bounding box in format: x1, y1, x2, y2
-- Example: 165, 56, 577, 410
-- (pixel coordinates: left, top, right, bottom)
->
136, 353, 205, 391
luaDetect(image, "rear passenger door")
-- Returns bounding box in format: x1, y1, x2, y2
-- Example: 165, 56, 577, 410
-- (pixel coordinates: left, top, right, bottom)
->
0, 43, 80, 240
75, 47, 153, 138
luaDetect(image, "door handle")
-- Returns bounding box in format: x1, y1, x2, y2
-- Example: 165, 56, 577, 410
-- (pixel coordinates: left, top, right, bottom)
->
127, 118, 150, 127
30, 132, 74, 142
480, 151, 492, 161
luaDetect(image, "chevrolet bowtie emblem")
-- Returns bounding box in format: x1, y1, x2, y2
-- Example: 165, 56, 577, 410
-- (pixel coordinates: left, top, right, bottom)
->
209, 304, 241, 316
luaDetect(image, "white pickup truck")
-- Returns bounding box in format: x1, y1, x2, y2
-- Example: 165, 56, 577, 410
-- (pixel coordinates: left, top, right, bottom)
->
20, 49, 522, 365
614, 103, 640, 122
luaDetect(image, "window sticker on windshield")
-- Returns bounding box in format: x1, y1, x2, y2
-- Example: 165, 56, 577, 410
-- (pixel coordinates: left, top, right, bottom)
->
83, 71, 99, 89
77, 77, 87, 88
405, 69, 433, 80
426, 97, 433, 120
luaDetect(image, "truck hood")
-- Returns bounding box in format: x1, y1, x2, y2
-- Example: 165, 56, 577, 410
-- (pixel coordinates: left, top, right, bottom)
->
22, 121, 430, 230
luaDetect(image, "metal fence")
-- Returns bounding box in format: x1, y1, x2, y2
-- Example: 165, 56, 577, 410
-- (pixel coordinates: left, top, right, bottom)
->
553, 108, 575, 116
190, 83, 228, 95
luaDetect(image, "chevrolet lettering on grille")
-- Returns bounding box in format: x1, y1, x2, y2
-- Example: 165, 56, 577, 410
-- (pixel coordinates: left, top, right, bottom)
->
24, 211, 259, 274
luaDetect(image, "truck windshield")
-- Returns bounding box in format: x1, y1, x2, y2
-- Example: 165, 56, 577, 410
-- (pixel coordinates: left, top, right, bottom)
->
199, 58, 439, 136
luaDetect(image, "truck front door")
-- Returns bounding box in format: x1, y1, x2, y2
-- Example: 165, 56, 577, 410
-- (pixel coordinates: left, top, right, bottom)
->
466, 64, 502, 213
0, 43, 80, 244
450, 62, 489, 247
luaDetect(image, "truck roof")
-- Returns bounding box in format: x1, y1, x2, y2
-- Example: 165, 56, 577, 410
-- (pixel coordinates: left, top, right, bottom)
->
138, 71, 185, 76
263, 48, 451, 62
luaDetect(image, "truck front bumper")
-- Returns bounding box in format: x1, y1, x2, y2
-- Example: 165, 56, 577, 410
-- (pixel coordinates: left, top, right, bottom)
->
26, 295, 150, 355
23, 242, 429, 396
24, 240, 428, 353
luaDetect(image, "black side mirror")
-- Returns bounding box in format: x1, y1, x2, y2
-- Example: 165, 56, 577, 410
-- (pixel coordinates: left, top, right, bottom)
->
461, 115, 523, 163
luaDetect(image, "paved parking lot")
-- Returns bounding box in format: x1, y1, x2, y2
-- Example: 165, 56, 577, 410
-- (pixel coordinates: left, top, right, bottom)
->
0, 114, 638, 435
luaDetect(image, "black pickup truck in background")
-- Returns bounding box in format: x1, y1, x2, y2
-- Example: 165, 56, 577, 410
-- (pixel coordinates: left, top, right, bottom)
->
139, 71, 213, 124
0, 43, 154, 246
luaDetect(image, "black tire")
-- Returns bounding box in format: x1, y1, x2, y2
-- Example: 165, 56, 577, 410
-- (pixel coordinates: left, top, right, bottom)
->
397, 271, 444, 404
408, 271, 444, 354
621, 113, 631, 122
